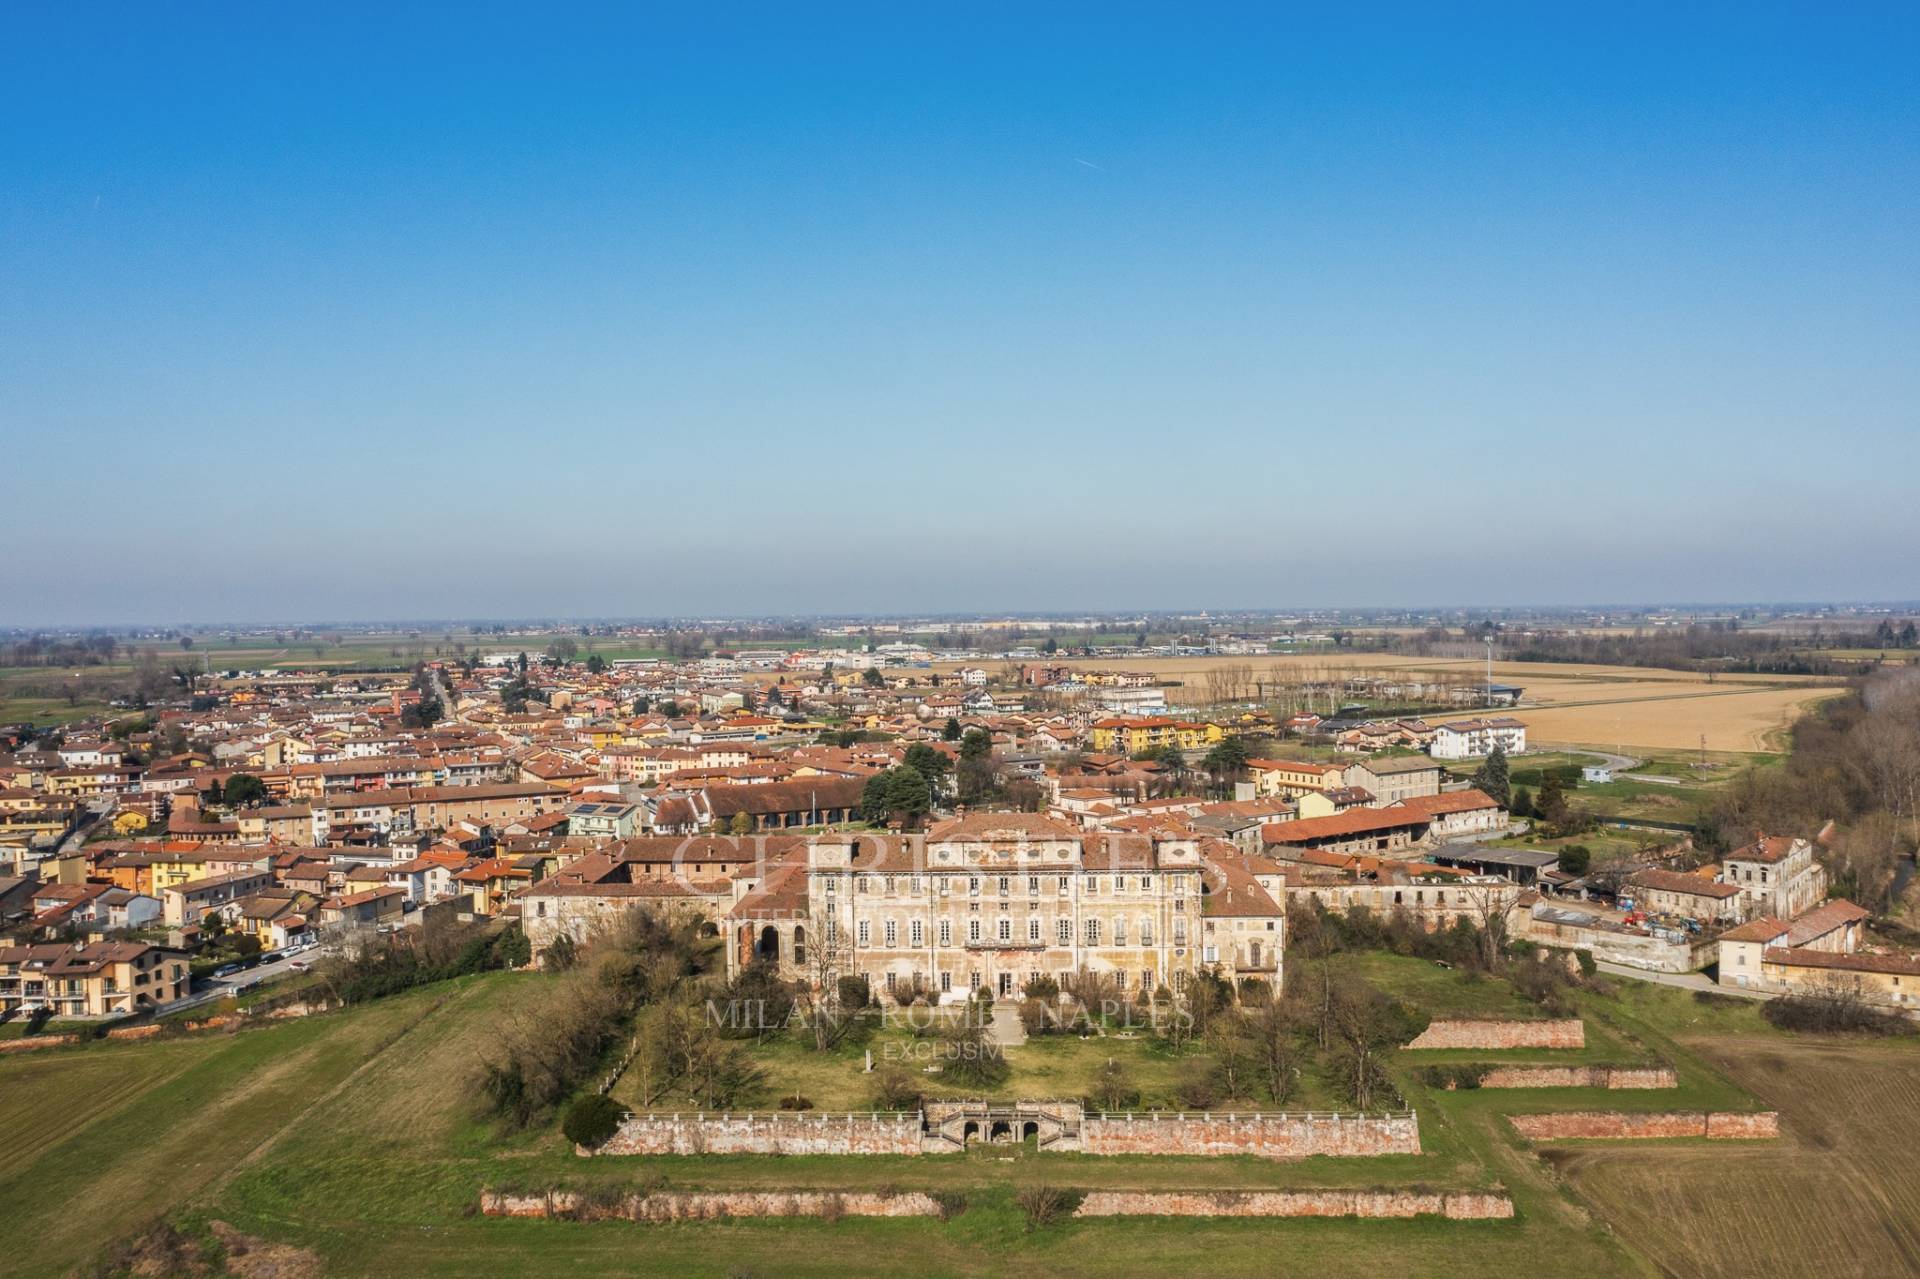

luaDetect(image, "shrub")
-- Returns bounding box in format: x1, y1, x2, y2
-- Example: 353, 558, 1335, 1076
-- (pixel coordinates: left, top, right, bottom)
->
836, 974, 871, 1010
1509, 956, 1578, 1016
1174, 1068, 1217, 1110
1087, 1057, 1139, 1112
777, 1092, 814, 1111
716, 961, 795, 1040
1015, 1184, 1085, 1231
1691, 988, 1745, 1008
542, 933, 579, 973
1022, 974, 1060, 1001
1017, 997, 1057, 1036
937, 1018, 1010, 1088
869, 1065, 923, 1112
929, 1190, 968, 1221
560, 1093, 627, 1149
1572, 948, 1598, 977
1415, 1063, 1485, 1090
1762, 990, 1916, 1036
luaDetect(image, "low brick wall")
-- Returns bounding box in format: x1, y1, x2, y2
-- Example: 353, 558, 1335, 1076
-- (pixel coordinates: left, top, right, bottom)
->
0, 1034, 77, 1053
596, 1112, 924, 1157
1704, 1111, 1782, 1139
1081, 1111, 1420, 1158
482, 1189, 940, 1219
1509, 1110, 1780, 1141
104, 1023, 163, 1041
1076, 1190, 1512, 1219
0, 1013, 255, 1052
1477, 1066, 1676, 1090
1406, 1019, 1584, 1050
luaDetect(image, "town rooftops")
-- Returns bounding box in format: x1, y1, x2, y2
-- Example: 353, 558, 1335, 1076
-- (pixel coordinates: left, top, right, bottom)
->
1261, 805, 1430, 845
1627, 868, 1742, 900
1762, 946, 1920, 978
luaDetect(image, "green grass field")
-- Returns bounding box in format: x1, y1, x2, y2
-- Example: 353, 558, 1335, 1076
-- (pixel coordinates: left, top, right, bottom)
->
637, 1006, 1351, 1114
5, 954, 1911, 1278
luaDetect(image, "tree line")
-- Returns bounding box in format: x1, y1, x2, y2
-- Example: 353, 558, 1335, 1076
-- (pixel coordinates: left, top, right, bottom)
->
1702, 666, 1920, 913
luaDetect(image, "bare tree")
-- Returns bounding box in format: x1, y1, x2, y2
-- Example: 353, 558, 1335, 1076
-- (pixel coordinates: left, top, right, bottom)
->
1458, 883, 1516, 970
798, 911, 857, 1051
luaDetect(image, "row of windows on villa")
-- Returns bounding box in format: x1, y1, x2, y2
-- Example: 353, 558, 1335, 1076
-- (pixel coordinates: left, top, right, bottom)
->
827, 873, 1196, 898
862, 967, 1193, 996
824, 914, 1189, 948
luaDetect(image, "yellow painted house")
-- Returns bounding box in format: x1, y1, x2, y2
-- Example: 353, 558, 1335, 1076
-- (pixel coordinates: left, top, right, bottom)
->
1247, 758, 1345, 799
1089, 717, 1225, 754
582, 725, 629, 749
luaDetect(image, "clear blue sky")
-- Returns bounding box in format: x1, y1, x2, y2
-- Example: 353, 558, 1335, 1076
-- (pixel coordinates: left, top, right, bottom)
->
3, 3, 1916, 625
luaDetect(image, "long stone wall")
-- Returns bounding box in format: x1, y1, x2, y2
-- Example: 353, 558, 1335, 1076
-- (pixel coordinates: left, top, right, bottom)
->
1075, 1190, 1512, 1219
482, 1190, 941, 1219
1081, 1111, 1420, 1158
482, 1187, 1511, 1221
1477, 1065, 1676, 1090
1508, 1110, 1780, 1140
592, 1106, 1419, 1158
596, 1112, 924, 1156
1406, 1018, 1585, 1050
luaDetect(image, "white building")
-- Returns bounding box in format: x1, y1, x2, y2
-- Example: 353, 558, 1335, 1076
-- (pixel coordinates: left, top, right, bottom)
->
1429, 717, 1527, 760
1090, 686, 1169, 714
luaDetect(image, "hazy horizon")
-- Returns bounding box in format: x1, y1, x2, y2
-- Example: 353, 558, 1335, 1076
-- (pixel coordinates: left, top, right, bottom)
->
4, 4, 1916, 624
7, 598, 1920, 633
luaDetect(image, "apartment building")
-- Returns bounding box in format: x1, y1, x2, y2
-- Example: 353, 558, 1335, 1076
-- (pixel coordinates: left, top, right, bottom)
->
1428, 717, 1527, 760
0, 941, 190, 1016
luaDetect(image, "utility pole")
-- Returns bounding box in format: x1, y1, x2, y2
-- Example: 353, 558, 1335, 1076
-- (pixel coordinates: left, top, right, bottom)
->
1484, 637, 1493, 708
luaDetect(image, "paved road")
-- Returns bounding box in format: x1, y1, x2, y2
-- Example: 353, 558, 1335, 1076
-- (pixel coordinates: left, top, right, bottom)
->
56, 796, 117, 854
1537, 744, 1640, 773
1594, 960, 1773, 1001
1535, 744, 1688, 787
431, 667, 460, 723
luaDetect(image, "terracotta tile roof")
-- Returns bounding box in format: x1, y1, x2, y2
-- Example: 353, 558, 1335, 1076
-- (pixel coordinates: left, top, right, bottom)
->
1718, 917, 1789, 943
1398, 788, 1501, 816
1763, 946, 1920, 977
1726, 834, 1802, 865
1261, 805, 1429, 845
1628, 868, 1742, 899
1785, 898, 1870, 945
924, 813, 1083, 842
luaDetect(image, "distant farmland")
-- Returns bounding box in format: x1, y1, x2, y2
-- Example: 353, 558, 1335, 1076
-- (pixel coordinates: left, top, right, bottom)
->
939, 653, 1841, 753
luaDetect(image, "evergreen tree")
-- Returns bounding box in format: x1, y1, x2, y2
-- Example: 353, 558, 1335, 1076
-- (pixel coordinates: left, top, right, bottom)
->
943, 717, 962, 741
1472, 744, 1511, 807
1535, 770, 1569, 827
